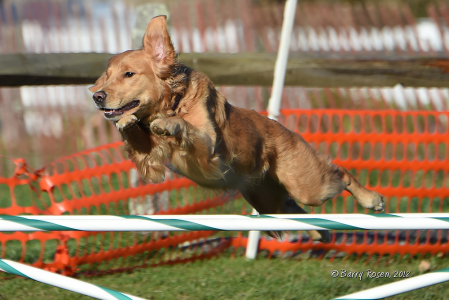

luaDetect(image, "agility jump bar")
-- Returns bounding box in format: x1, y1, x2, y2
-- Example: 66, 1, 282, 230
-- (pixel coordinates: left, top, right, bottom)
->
0, 259, 147, 300
3, 213, 449, 232
335, 267, 449, 299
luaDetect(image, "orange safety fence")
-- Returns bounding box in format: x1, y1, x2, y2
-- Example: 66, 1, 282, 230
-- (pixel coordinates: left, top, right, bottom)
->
232, 109, 449, 262
1, 109, 449, 276
0, 144, 237, 276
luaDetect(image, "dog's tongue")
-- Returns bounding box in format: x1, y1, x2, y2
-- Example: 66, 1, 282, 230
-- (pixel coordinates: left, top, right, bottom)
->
104, 108, 123, 117
103, 100, 140, 118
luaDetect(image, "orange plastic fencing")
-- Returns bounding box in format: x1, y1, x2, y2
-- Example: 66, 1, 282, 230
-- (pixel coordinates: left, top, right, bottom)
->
232, 109, 449, 262
0, 144, 237, 276
1, 109, 449, 276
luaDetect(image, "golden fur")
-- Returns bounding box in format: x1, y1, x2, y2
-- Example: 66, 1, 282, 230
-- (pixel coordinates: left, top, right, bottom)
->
90, 16, 384, 242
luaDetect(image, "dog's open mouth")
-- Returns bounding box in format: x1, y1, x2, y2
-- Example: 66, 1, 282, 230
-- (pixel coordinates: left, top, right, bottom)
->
100, 100, 140, 118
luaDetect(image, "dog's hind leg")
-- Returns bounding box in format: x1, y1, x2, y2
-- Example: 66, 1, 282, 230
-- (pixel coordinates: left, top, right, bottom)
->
271, 136, 384, 212
335, 166, 384, 211
239, 175, 330, 243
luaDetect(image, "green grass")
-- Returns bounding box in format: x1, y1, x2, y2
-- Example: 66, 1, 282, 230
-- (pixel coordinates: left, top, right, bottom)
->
1, 256, 449, 300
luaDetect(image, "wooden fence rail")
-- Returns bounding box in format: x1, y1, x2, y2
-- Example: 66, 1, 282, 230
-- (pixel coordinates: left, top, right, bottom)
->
2, 53, 449, 88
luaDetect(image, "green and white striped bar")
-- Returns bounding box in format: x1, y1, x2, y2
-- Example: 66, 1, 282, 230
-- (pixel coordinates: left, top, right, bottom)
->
2, 213, 449, 232
334, 267, 449, 299
0, 259, 147, 300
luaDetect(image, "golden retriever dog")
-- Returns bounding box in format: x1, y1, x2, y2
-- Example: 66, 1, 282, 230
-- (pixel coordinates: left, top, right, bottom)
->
89, 16, 384, 242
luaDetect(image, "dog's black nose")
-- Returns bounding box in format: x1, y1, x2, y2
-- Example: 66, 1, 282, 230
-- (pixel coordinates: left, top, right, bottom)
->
93, 91, 107, 104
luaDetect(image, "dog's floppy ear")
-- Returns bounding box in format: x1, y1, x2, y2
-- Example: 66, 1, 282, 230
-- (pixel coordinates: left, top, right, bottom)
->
142, 15, 175, 79
89, 71, 107, 93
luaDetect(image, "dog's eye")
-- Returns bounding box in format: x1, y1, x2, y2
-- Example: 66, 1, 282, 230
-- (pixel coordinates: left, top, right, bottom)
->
124, 72, 135, 78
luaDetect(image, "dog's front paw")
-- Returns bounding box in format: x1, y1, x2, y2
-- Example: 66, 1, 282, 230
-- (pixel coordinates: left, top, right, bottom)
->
150, 118, 183, 137
115, 115, 138, 132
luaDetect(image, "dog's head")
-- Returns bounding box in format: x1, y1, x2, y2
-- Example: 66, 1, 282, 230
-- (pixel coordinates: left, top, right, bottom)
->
89, 15, 175, 121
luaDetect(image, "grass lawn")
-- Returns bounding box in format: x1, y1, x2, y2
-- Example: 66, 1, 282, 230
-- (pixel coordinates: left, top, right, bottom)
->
1, 255, 449, 300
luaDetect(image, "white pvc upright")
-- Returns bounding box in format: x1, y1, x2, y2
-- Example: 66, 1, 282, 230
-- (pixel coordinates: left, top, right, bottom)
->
246, 0, 298, 259
267, 0, 298, 120
245, 209, 261, 259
